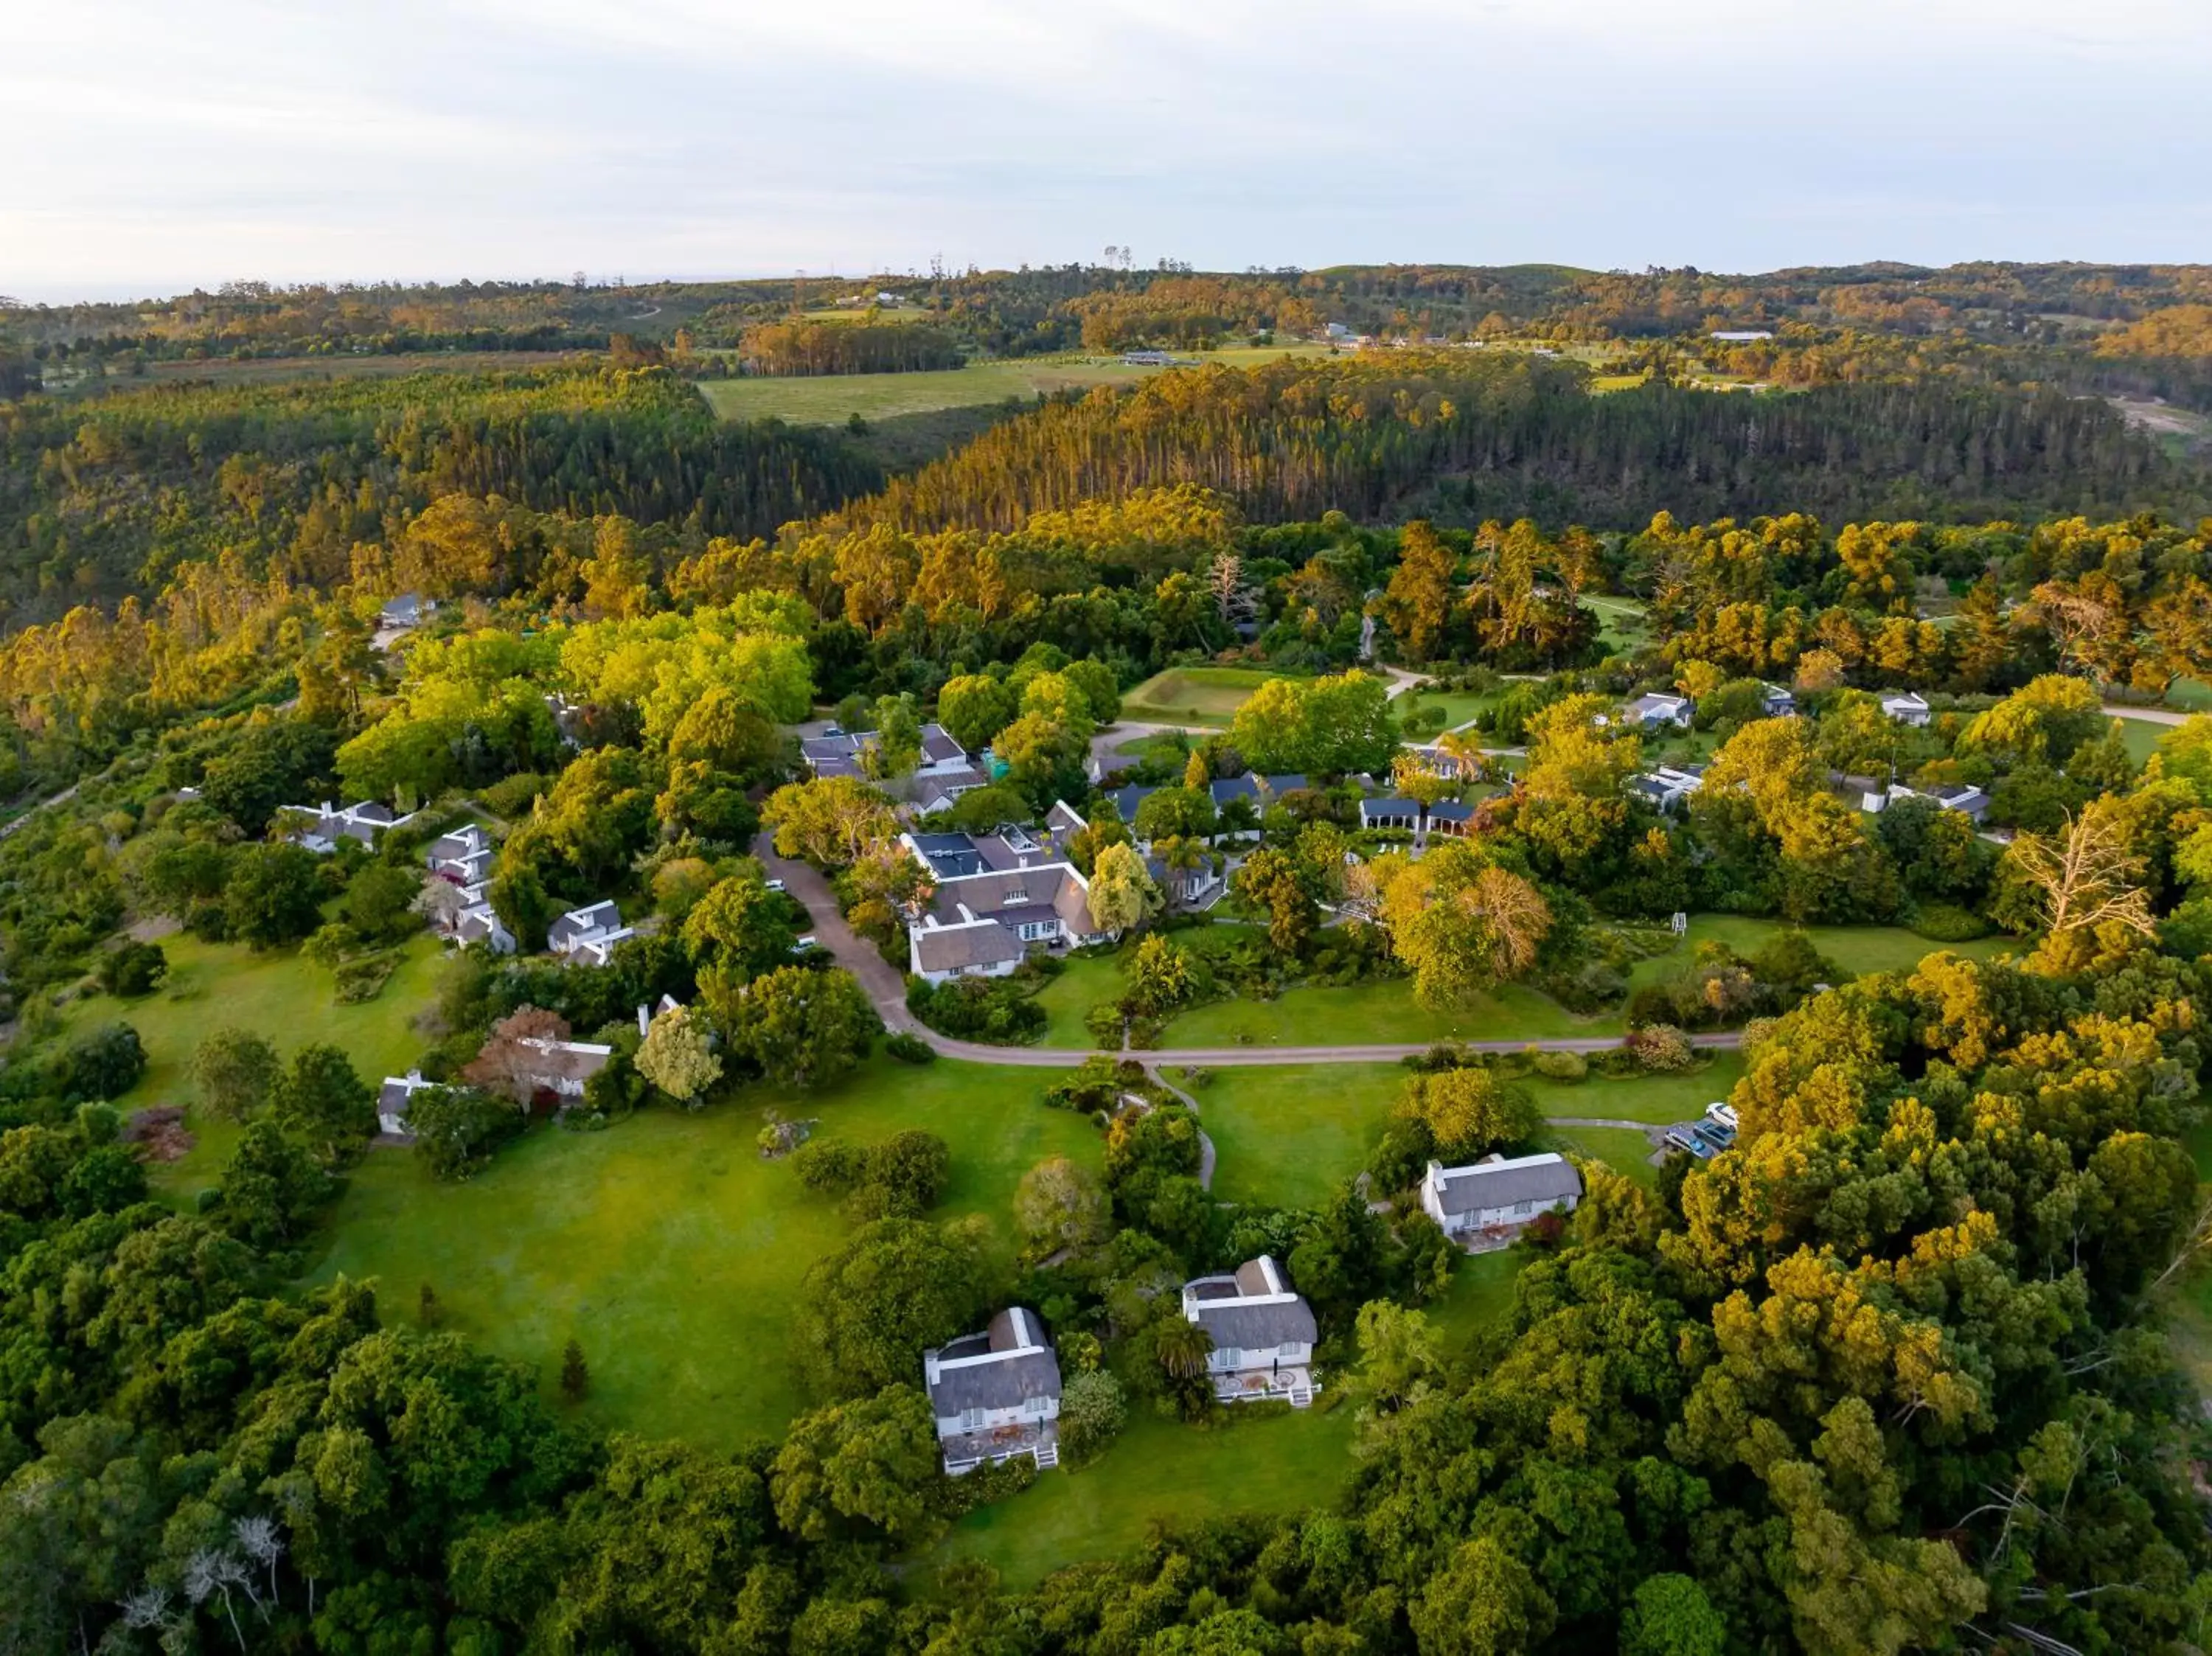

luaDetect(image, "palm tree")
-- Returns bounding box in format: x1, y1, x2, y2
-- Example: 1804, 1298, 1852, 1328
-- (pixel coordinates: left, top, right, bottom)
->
1155, 835, 1209, 912
1155, 1318, 1214, 1381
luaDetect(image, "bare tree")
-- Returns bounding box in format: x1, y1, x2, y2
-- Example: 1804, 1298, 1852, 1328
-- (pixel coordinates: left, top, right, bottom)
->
236, 1513, 285, 1607
185, 1548, 248, 1648
1207, 554, 1257, 630
117, 1583, 172, 1632
2003, 804, 2156, 939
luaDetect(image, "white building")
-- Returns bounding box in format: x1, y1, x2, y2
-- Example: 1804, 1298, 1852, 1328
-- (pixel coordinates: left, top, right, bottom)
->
547, 900, 633, 966
1629, 767, 1705, 812
1624, 692, 1693, 731
1420, 1152, 1583, 1248
1180, 1256, 1317, 1406
1880, 691, 1933, 728
923, 1307, 1062, 1474
282, 800, 416, 855
376, 1071, 437, 1138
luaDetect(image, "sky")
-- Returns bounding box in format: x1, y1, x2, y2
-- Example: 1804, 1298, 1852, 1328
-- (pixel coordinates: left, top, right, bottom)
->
4, 0, 2211, 302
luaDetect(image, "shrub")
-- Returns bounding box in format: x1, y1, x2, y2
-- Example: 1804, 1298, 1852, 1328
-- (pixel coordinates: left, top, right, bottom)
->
1911, 902, 1992, 942
333, 953, 400, 1004
478, 772, 550, 818
63, 1023, 147, 1102
1058, 1369, 1128, 1465
906, 976, 1047, 1043
96, 941, 167, 999
792, 1136, 867, 1194
1624, 1023, 1695, 1072
883, 1031, 936, 1065
1531, 1050, 1587, 1082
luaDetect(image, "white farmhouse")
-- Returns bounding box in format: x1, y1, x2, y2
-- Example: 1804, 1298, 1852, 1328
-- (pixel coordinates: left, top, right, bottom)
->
1180, 1256, 1317, 1406
1420, 1152, 1583, 1248
922, 1307, 1063, 1474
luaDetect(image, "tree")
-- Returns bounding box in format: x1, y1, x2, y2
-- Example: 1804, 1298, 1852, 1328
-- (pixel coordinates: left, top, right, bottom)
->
62, 1023, 146, 1102
796, 1217, 990, 1396
1379, 520, 1458, 661
340, 863, 424, 947
712, 966, 878, 1090
1135, 786, 1217, 844
1014, 1155, 1111, 1260
2003, 801, 2156, 946
681, 866, 796, 973
408, 1083, 524, 1179
1234, 846, 1319, 956
223, 843, 326, 950
936, 674, 1017, 755
1353, 1299, 1439, 1410
762, 776, 897, 869
847, 1130, 953, 1220
1057, 1369, 1127, 1464
97, 940, 167, 998
771, 1385, 942, 1544
560, 1337, 590, 1400
1124, 933, 1195, 1016
1619, 1574, 1727, 1656
214, 1119, 334, 1246
463, 1006, 574, 1108
635, 1004, 723, 1104
192, 1026, 280, 1121
994, 711, 1091, 807
1398, 1066, 1542, 1158
1377, 842, 1552, 1009
1087, 841, 1162, 936
272, 1043, 375, 1163
1411, 1536, 1557, 1656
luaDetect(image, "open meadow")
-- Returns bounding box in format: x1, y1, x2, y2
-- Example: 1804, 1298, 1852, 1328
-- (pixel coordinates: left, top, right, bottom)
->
1120, 664, 1302, 727
309, 1056, 1101, 1448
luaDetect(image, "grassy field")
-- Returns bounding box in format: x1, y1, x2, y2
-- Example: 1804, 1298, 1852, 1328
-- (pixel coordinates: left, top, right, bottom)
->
309, 1057, 1099, 1448
1192, 1064, 1405, 1207
1397, 686, 1498, 733
1428, 1248, 1527, 1352
1161, 975, 1615, 1050
2104, 709, 2177, 765
1582, 594, 1651, 653
937, 1405, 1357, 1588
1546, 1125, 1661, 1185
1520, 1052, 1746, 1125
58, 932, 447, 1196
698, 346, 1335, 429
1034, 953, 1126, 1048
1624, 916, 2015, 995
1121, 665, 1300, 727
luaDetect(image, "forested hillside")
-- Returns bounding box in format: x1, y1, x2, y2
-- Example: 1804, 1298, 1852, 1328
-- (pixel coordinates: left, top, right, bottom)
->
0, 363, 877, 625
844, 355, 2200, 534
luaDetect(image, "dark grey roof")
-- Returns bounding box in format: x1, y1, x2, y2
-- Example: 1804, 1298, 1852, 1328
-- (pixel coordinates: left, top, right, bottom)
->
1210, 774, 1307, 807
1361, 797, 1418, 818
1427, 799, 1474, 822
913, 832, 986, 878
378, 1079, 421, 1117
1430, 1153, 1583, 1217
913, 923, 1026, 973
1108, 784, 1158, 823
919, 725, 967, 765
1189, 1297, 1318, 1349
927, 1308, 1062, 1413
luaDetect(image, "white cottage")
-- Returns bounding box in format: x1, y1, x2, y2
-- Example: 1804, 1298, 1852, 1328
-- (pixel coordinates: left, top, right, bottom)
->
1421, 1152, 1583, 1248
1180, 1256, 1318, 1406
922, 1307, 1063, 1473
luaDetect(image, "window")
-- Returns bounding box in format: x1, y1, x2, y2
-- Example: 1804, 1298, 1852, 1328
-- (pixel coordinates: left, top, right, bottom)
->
1513, 1200, 1532, 1217
1003, 888, 1027, 906
961, 1407, 985, 1429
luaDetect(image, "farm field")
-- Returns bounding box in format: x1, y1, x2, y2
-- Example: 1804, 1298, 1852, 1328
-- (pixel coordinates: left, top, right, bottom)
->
1121, 664, 1302, 727
58, 931, 447, 1196
698, 345, 1334, 428
308, 1057, 1100, 1448
936, 1405, 1357, 1589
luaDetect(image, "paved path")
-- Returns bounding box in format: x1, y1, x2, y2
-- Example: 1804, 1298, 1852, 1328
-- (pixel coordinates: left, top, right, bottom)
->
0, 778, 82, 840
2103, 703, 2191, 727
752, 833, 917, 1029
1546, 1116, 1670, 1131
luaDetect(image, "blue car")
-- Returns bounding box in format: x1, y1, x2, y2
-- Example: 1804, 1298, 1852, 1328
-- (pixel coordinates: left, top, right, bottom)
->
1663, 1127, 1713, 1160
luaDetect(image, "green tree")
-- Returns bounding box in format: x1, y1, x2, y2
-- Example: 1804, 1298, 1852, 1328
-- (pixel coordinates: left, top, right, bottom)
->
935, 674, 1017, 755
214, 1119, 335, 1246
191, 1026, 281, 1121
1411, 1535, 1556, 1656
408, 1083, 525, 1180
1233, 846, 1318, 956
681, 865, 796, 973
1353, 1299, 1439, 1410
223, 842, 327, 950
1087, 841, 1162, 937
712, 966, 878, 1090
762, 776, 897, 869
1123, 933, 1195, 1016
771, 1384, 942, 1544
95, 940, 167, 998
796, 1217, 991, 1396
1377, 842, 1552, 1009
635, 1004, 723, 1105
272, 1042, 376, 1164
1621, 1574, 1728, 1656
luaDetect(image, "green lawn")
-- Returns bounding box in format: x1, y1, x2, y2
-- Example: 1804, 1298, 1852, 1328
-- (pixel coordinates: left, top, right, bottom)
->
1625, 916, 2015, 996
308, 1057, 1100, 1448
1545, 1125, 1660, 1186
1428, 1249, 1527, 1354
1122, 666, 1301, 728
58, 932, 447, 1197
1161, 975, 1615, 1050
1582, 595, 1650, 653
2104, 711, 2174, 765
1033, 954, 1126, 1048
1192, 1064, 1405, 1208
937, 1405, 1355, 1589
698, 346, 1335, 429
1518, 1052, 1747, 1126
1397, 688, 1498, 733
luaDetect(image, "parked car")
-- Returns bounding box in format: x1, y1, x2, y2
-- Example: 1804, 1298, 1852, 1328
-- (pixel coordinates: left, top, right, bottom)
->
1663, 1127, 1713, 1159
764, 878, 787, 893
1705, 1101, 1739, 1130
1693, 1122, 1736, 1154
793, 935, 818, 951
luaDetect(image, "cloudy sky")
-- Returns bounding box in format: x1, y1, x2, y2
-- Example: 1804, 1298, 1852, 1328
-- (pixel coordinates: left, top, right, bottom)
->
4, 0, 2208, 301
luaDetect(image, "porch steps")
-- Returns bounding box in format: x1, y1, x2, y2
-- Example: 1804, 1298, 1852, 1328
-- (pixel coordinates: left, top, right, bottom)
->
1034, 1439, 1060, 1469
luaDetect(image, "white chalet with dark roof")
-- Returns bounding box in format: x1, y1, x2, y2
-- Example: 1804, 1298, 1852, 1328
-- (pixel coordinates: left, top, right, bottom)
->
1421, 1152, 1583, 1248
923, 1307, 1063, 1474
1182, 1256, 1317, 1406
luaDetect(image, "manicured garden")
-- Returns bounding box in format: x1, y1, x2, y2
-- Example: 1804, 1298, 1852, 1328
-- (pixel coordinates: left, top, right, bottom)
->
309, 1057, 1101, 1447
59, 931, 447, 1196
936, 1405, 1358, 1589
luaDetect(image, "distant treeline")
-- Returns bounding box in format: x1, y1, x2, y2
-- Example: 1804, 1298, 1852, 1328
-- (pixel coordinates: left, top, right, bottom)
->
737, 321, 965, 378
0, 363, 879, 625
841, 354, 2202, 536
